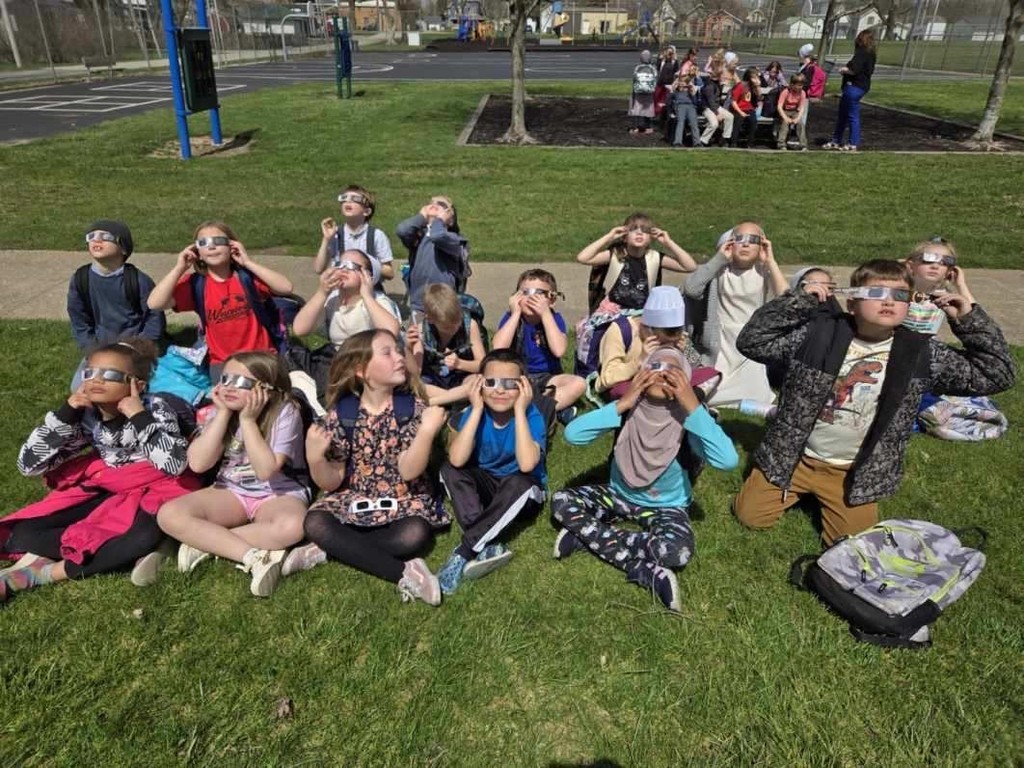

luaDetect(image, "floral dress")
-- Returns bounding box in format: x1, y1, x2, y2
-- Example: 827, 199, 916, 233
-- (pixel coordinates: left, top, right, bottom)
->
308, 397, 448, 528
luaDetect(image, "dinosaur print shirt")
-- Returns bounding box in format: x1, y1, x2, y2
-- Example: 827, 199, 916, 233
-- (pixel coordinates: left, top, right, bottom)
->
805, 336, 893, 466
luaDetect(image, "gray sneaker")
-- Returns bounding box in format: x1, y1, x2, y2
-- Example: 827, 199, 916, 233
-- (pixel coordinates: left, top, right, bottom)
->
281, 542, 328, 577
130, 539, 177, 587
177, 543, 211, 574
397, 558, 441, 606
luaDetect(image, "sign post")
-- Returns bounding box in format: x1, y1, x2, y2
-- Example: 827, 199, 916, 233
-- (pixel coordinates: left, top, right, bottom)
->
333, 14, 353, 99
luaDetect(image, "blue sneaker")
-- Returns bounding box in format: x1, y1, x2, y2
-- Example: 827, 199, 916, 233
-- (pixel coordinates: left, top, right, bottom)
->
553, 528, 584, 560
626, 562, 681, 612
437, 551, 468, 595
462, 544, 513, 581
477, 543, 508, 561
556, 406, 577, 426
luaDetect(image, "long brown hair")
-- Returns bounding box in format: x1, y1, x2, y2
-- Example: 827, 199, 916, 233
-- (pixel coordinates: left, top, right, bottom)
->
855, 29, 876, 52
193, 220, 238, 241
612, 212, 653, 261
88, 336, 160, 381
220, 351, 295, 451
325, 329, 426, 408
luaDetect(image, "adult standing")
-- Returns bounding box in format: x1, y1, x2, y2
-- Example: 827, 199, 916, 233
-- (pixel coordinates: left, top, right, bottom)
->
824, 29, 876, 151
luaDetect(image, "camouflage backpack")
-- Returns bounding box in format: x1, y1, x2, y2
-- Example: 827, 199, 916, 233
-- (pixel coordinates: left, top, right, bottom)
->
790, 520, 987, 648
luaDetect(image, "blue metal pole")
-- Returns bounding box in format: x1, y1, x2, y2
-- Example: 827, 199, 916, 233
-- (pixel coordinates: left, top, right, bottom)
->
160, 0, 191, 159
193, 0, 223, 145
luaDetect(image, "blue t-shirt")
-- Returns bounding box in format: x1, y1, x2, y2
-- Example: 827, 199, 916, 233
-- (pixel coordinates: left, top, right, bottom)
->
497, 311, 567, 376
456, 404, 548, 487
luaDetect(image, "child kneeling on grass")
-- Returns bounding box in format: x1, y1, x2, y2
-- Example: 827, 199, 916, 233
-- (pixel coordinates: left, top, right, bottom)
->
282, 329, 449, 606
551, 349, 738, 612
0, 339, 197, 602
156, 352, 310, 598
436, 350, 548, 595
732, 259, 1015, 546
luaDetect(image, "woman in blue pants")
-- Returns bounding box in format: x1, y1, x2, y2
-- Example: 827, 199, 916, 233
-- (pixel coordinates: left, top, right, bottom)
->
824, 29, 876, 151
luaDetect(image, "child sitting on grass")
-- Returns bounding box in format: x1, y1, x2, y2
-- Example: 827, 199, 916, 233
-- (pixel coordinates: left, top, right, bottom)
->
0, 338, 196, 602
436, 350, 548, 595
492, 269, 585, 427
405, 283, 486, 407
732, 259, 1015, 545
314, 184, 395, 284
551, 349, 738, 612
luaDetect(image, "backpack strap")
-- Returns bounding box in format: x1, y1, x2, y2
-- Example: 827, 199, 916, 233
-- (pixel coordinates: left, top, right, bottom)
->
617, 315, 633, 350
189, 273, 207, 332
364, 225, 377, 259
235, 268, 288, 354
788, 554, 819, 591
123, 263, 142, 316
74, 264, 95, 326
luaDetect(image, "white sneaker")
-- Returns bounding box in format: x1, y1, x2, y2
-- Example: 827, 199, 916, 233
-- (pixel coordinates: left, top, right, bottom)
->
242, 549, 286, 598
397, 558, 441, 606
177, 543, 211, 574
130, 540, 177, 587
281, 542, 327, 577
0, 552, 45, 578
289, 371, 327, 419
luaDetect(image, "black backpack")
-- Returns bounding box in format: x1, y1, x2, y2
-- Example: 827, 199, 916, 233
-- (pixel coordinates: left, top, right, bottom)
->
74, 263, 142, 325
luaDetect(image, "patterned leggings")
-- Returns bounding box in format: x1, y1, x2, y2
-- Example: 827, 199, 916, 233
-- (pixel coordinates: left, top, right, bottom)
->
550, 485, 695, 573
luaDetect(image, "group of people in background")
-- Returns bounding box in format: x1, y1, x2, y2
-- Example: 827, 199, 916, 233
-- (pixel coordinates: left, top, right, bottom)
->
630, 30, 877, 151
0, 186, 1014, 616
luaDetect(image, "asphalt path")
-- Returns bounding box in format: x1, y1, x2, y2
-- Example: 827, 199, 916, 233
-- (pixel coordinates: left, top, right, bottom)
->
0, 49, 977, 143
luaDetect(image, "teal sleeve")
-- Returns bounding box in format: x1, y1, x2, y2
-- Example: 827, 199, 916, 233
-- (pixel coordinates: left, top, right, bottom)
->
563, 402, 622, 446
683, 406, 739, 471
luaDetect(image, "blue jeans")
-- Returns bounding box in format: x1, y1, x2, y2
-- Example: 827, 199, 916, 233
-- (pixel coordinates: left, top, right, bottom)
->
672, 104, 700, 146
832, 84, 866, 146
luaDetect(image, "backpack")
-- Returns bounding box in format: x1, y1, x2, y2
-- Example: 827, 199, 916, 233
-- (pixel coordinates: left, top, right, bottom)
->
190, 269, 304, 356
807, 63, 828, 98
632, 64, 657, 95
574, 314, 635, 378
421, 293, 489, 363
790, 520, 988, 649
333, 224, 378, 262
403, 228, 471, 295
917, 394, 1008, 441
74, 263, 142, 325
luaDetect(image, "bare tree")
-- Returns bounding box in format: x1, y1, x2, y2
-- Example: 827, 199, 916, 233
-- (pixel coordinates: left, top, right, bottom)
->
501, 0, 540, 144
972, 0, 1023, 143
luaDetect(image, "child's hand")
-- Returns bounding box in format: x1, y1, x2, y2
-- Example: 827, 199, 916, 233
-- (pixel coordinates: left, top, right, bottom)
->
305, 423, 332, 461
759, 237, 776, 265
419, 204, 432, 219
210, 384, 231, 413
443, 352, 460, 370
526, 295, 551, 316
67, 384, 91, 411
177, 246, 199, 271
607, 225, 628, 242
618, 369, 656, 412
661, 368, 700, 413
513, 376, 533, 415
721, 238, 735, 261
239, 386, 268, 422
404, 323, 422, 351
229, 241, 251, 269
321, 218, 338, 240
804, 283, 831, 303
357, 267, 375, 298
949, 266, 972, 295
319, 267, 342, 294
642, 334, 662, 357
466, 374, 484, 410
933, 293, 973, 320
508, 292, 524, 316
420, 405, 447, 434
650, 227, 671, 245
116, 378, 146, 419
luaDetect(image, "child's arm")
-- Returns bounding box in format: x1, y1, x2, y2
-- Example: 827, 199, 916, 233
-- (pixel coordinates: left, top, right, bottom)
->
595, 322, 637, 391
404, 322, 425, 373
575, 227, 626, 265
376, 230, 396, 281
760, 238, 789, 297
237, 391, 290, 481
361, 277, 401, 336
292, 283, 330, 337
398, 405, 447, 481
681, 252, 729, 299
662, 368, 739, 471
949, 266, 976, 306
122, 387, 188, 476
512, 378, 542, 473
491, 299, 523, 351
148, 248, 195, 311
538, 307, 568, 359
736, 289, 824, 366
928, 301, 1016, 396
652, 228, 698, 272
562, 401, 622, 446
17, 395, 93, 477
796, 92, 808, 122
306, 423, 345, 492
138, 275, 167, 342
776, 90, 788, 120
231, 244, 293, 296
187, 397, 231, 475
447, 381, 483, 468
66, 277, 95, 350
395, 213, 427, 250
424, 218, 465, 258
314, 219, 338, 274
447, 321, 486, 375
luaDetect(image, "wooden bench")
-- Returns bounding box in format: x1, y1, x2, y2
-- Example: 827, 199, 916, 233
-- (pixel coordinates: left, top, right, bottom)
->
81, 55, 118, 81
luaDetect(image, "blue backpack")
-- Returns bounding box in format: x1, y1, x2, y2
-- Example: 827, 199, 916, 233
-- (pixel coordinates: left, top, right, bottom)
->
189, 269, 304, 355
574, 315, 634, 378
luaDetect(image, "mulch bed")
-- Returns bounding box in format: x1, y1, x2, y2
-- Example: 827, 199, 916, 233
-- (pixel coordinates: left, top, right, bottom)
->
466, 95, 1024, 152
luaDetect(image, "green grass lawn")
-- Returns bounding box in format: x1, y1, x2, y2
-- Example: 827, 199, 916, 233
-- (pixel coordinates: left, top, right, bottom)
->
0, 320, 1022, 765
865, 79, 1024, 136
1, 81, 1023, 269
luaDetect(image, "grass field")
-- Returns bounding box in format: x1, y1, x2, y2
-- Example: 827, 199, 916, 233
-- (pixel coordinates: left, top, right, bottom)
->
0, 320, 1022, 766
1, 80, 1023, 268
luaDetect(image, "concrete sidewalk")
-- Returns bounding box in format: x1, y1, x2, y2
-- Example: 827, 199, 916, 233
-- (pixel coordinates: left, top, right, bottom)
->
2, 250, 1022, 344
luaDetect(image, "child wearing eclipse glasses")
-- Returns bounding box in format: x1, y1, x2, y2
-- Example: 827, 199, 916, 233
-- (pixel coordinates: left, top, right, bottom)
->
147, 220, 295, 380
436, 349, 548, 595
903, 237, 976, 337
156, 351, 309, 598
1, 338, 197, 604
682, 221, 788, 409
396, 195, 471, 314
68, 220, 165, 386
314, 184, 395, 284
733, 259, 1015, 546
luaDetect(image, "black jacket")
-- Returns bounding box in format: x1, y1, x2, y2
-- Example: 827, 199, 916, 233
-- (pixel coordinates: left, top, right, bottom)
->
843, 47, 876, 91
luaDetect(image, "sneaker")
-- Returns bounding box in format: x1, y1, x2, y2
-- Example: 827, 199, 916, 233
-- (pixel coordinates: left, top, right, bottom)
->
397, 558, 441, 606
281, 542, 328, 577
177, 543, 211, 574
242, 549, 285, 598
556, 406, 577, 427
130, 539, 177, 587
436, 550, 468, 595
553, 528, 584, 560
822, 141, 840, 150
840, 144, 858, 152
463, 544, 513, 581
289, 370, 327, 419
626, 562, 681, 612
0, 553, 47, 578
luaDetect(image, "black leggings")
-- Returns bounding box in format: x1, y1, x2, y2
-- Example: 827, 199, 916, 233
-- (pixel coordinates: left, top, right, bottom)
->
303, 510, 433, 584
6, 495, 165, 579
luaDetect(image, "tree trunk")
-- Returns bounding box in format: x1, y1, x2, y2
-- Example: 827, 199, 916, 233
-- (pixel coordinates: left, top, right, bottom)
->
883, 0, 896, 40
972, 0, 1023, 144
91, 0, 109, 56
501, 0, 539, 144
817, 0, 836, 60
347, 0, 357, 32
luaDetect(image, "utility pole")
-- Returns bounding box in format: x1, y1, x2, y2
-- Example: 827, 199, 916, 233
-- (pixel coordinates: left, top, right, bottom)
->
31, 0, 55, 79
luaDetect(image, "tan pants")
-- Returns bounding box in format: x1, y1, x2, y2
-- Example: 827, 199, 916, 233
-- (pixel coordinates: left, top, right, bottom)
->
733, 456, 878, 545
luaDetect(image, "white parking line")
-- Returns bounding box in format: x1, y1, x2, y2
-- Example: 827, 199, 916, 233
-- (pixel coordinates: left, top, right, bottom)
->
92, 82, 247, 94
0, 93, 171, 112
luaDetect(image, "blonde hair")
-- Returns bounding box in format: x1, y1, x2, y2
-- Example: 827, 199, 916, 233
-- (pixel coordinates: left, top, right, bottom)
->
422, 283, 463, 328
193, 220, 238, 241
219, 351, 295, 451
325, 329, 426, 407
909, 238, 957, 262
